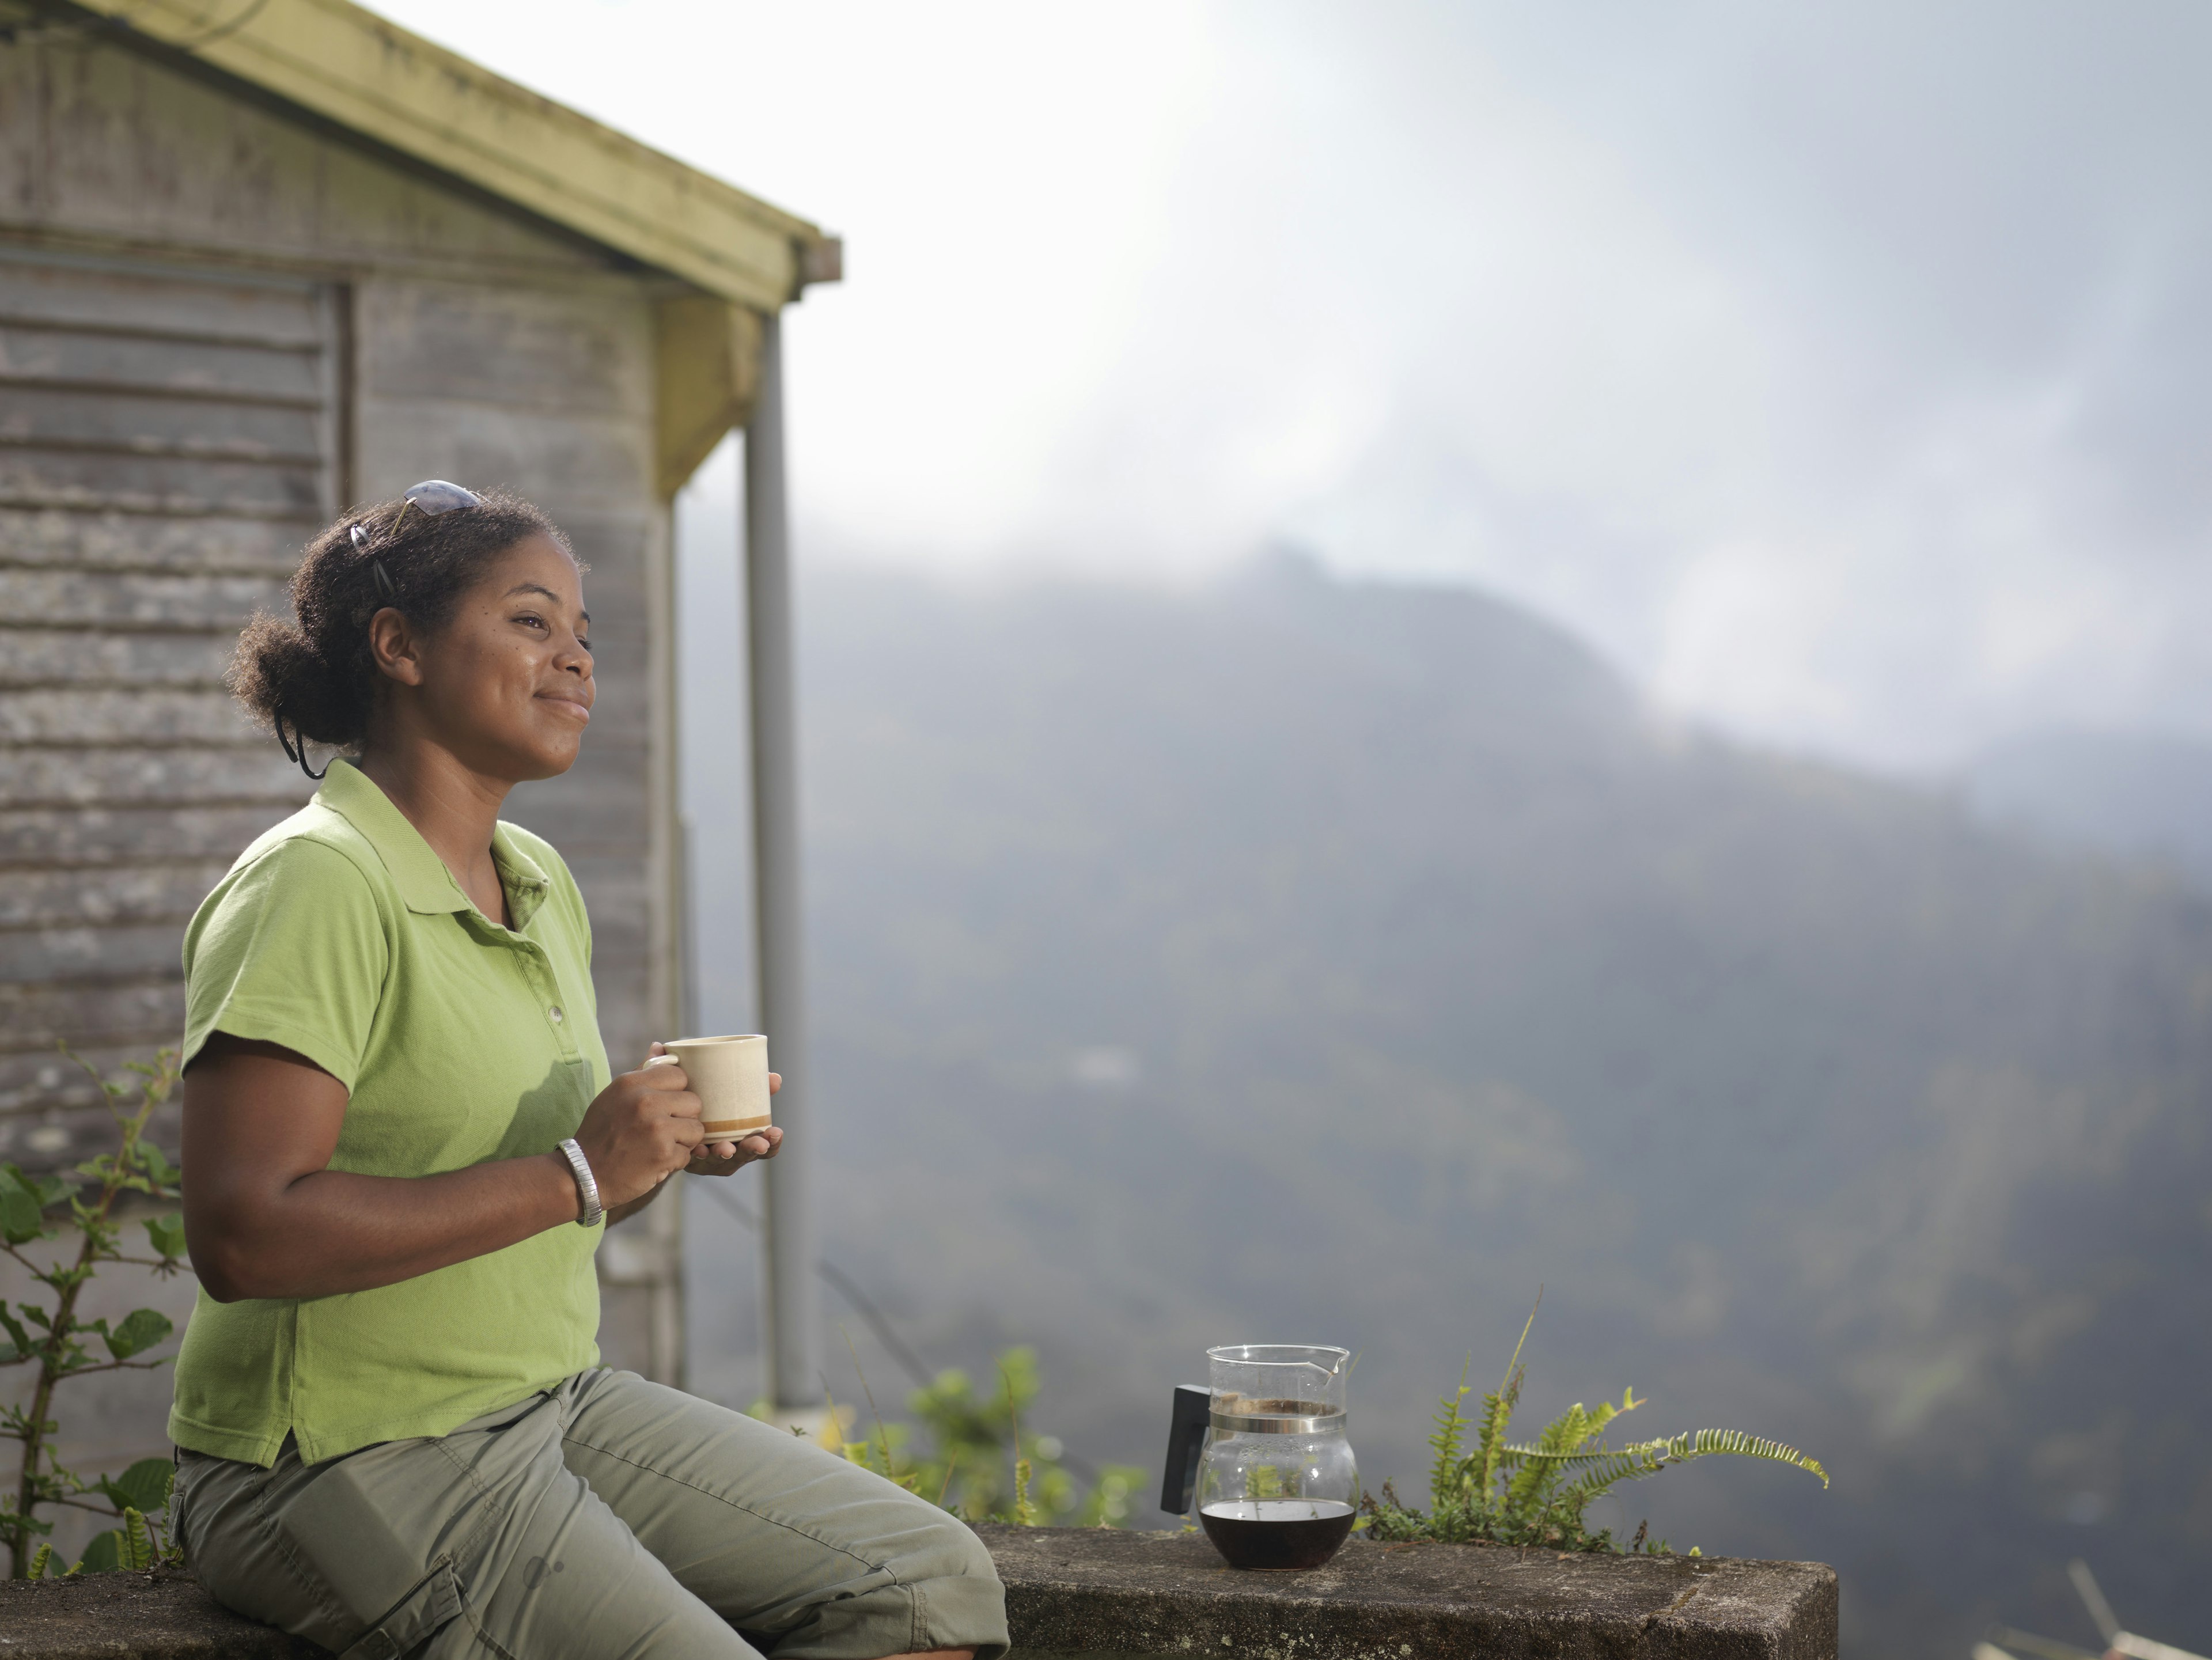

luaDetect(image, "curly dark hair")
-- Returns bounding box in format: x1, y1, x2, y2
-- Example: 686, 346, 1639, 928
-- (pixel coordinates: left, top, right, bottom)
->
229, 488, 581, 770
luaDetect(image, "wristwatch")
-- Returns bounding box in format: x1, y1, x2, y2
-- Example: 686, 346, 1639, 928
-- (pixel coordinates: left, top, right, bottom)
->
556, 1138, 603, 1227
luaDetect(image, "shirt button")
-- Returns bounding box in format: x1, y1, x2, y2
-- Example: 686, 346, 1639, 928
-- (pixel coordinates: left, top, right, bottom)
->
549, 1006, 565, 1024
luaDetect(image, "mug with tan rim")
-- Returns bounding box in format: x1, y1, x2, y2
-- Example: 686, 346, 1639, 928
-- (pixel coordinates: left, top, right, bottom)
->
645, 1033, 772, 1139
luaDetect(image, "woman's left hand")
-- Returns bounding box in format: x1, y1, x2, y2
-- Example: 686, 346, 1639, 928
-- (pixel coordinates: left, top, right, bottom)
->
644, 1044, 783, 1177
684, 1120, 781, 1177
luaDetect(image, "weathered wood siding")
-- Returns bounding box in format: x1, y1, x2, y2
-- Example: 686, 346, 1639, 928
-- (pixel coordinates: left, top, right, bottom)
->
0, 32, 684, 1383
0, 247, 336, 1158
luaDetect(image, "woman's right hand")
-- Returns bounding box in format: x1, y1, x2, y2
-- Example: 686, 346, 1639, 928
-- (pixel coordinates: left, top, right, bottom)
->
570, 1064, 703, 1209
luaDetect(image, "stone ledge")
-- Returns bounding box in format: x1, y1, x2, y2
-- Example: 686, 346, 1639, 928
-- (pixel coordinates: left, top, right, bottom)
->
0, 1565, 316, 1660
0, 1529, 1838, 1660
980, 1526, 1838, 1660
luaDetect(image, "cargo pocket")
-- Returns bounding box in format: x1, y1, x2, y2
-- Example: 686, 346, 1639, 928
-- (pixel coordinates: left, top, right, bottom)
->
277, 1445, 479, 1656
338, 1559, 467, 1660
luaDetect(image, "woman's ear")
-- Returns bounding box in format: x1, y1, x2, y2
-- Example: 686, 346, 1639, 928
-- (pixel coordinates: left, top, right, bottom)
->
366, 607, 428, 687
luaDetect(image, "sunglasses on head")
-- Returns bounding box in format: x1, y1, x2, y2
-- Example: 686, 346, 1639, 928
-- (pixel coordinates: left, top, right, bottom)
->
350, 479, 482, 555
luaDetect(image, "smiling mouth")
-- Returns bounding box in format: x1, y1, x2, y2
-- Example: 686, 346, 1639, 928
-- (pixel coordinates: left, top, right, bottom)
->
539, 693, 592, 722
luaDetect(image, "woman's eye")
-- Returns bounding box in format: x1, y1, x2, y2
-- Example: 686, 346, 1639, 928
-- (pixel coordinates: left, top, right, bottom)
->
515, 613, 548, 631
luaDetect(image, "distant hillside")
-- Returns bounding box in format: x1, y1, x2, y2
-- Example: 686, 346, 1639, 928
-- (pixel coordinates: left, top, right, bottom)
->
678, 555, 2212, 1660
1964, 728, 2212, 892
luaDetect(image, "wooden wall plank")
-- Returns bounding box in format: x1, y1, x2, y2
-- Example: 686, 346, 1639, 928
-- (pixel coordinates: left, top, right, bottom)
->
0, 386, 323, 458
0, 922, 188, 983
0, 324, 324, 402
0, 861, 230, 928
0, 568, 291, 627
0, 742, 313, 806
1, 687, 258, 745
0, 507, 307, 571
0, 448, 322, 517
0, 259, 327, 344
358, 279, 652, 419
0, 981, 186, 1052
2, 628, 236, 687
0, 804, 293, 863
355, 400, 653, 506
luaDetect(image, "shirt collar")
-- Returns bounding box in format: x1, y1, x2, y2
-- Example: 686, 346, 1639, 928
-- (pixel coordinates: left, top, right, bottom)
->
491, 822, 552, 933
315, 761, 551, 931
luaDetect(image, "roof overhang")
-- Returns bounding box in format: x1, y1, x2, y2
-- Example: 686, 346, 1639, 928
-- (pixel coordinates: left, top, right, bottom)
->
37, 0, 838, 312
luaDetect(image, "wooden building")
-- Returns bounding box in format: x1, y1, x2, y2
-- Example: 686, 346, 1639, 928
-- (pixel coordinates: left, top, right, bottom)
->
0, 0, 838, 1393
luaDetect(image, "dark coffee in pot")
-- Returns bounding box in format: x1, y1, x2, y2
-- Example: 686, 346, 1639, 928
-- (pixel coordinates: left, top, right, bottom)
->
1198, 1499, 1355, 1570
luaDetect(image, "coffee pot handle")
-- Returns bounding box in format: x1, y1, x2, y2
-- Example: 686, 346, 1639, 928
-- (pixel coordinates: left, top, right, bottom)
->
1160, 1384, 1211, 1515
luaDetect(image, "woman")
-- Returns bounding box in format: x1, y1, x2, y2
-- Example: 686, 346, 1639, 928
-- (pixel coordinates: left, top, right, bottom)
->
170, 482, 1006, 1660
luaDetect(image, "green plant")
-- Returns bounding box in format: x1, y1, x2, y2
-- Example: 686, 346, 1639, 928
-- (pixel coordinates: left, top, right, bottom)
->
1361, 1302, 1827, 1555
2, 1048, 190, 1578
834, 1341, 1145, 1526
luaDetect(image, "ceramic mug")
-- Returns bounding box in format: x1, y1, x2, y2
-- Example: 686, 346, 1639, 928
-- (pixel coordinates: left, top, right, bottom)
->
645, 1033, 771, 1138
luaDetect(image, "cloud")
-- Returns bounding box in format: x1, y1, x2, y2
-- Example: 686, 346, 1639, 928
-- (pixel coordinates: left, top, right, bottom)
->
378, 0, 2212, 768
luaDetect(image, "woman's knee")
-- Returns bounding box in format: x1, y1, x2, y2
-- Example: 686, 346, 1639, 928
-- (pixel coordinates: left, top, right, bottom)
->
915, 1510, 999, 1585
885, 1508, 1007, 1659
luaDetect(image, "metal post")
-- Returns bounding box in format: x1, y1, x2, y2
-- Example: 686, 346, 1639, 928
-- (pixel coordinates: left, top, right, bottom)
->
744, 310, 816, 1409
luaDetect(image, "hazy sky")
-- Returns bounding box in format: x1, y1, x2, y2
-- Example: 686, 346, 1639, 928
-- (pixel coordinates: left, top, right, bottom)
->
377, 0, 2212, 771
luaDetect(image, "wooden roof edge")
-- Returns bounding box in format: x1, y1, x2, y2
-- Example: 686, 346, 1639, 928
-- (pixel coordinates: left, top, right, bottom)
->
47, 0, 837, 312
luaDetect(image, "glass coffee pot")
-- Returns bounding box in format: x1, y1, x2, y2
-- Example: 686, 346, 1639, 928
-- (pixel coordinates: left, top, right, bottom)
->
1161, 1344, 1357, 1570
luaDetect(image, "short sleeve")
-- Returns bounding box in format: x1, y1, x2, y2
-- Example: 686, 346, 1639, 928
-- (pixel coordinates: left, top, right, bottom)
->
181, 838, 392, 1090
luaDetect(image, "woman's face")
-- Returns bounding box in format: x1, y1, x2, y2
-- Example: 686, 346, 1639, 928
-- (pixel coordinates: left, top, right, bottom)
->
404, 533, 596, 782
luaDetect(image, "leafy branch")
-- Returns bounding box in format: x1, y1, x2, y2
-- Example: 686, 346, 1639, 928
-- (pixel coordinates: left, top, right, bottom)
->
830, 1340, 1143, 1527
3, 1048, 190, 1578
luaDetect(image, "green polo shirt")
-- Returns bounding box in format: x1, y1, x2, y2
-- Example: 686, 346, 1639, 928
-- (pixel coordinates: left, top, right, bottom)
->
169, 760, 609, 1466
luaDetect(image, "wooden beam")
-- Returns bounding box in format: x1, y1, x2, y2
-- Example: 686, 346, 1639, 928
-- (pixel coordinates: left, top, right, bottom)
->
55, 0, 831, 312
654, 296, 760, 500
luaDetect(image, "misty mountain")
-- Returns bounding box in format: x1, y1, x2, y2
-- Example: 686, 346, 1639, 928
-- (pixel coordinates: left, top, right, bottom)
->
678, 553, 2212, 1660
1963, 729, 2212, 893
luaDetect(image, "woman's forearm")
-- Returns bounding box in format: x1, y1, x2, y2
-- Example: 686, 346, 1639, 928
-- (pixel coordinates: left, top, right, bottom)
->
194, 1153, 582, 1302
181, 1034, 738, 1301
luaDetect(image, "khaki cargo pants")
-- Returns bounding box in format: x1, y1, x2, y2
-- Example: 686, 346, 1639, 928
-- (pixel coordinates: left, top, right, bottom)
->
172, 1369, 1009, 1660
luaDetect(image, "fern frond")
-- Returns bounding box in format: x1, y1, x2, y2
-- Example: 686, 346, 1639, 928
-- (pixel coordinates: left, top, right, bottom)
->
1540, 1450, 1674, 1515
1500, 1428, 1828, 1488
121, 1506, 155, 1570
1502, 1384, 1643, 1517
1664, 1429, 1827, 1487
1503, 1403, 1582, 1513
1427, 1355, 1472, 1509
28, 1541, 52, 1579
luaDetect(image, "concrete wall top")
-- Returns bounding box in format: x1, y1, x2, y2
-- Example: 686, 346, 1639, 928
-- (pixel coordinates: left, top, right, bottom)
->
0, 1529, 1840, 1660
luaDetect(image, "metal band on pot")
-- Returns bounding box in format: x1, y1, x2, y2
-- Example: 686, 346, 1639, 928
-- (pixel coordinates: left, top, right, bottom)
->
1209, 1406, 1347, 1435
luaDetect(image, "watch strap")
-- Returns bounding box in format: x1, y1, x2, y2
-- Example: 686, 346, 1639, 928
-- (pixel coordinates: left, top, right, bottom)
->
557, 1137, 603, 1227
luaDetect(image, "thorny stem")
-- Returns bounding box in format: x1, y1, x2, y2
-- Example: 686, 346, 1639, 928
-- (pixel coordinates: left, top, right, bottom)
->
6, 1051, 178, 1578
12, 1191, 113, 1576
